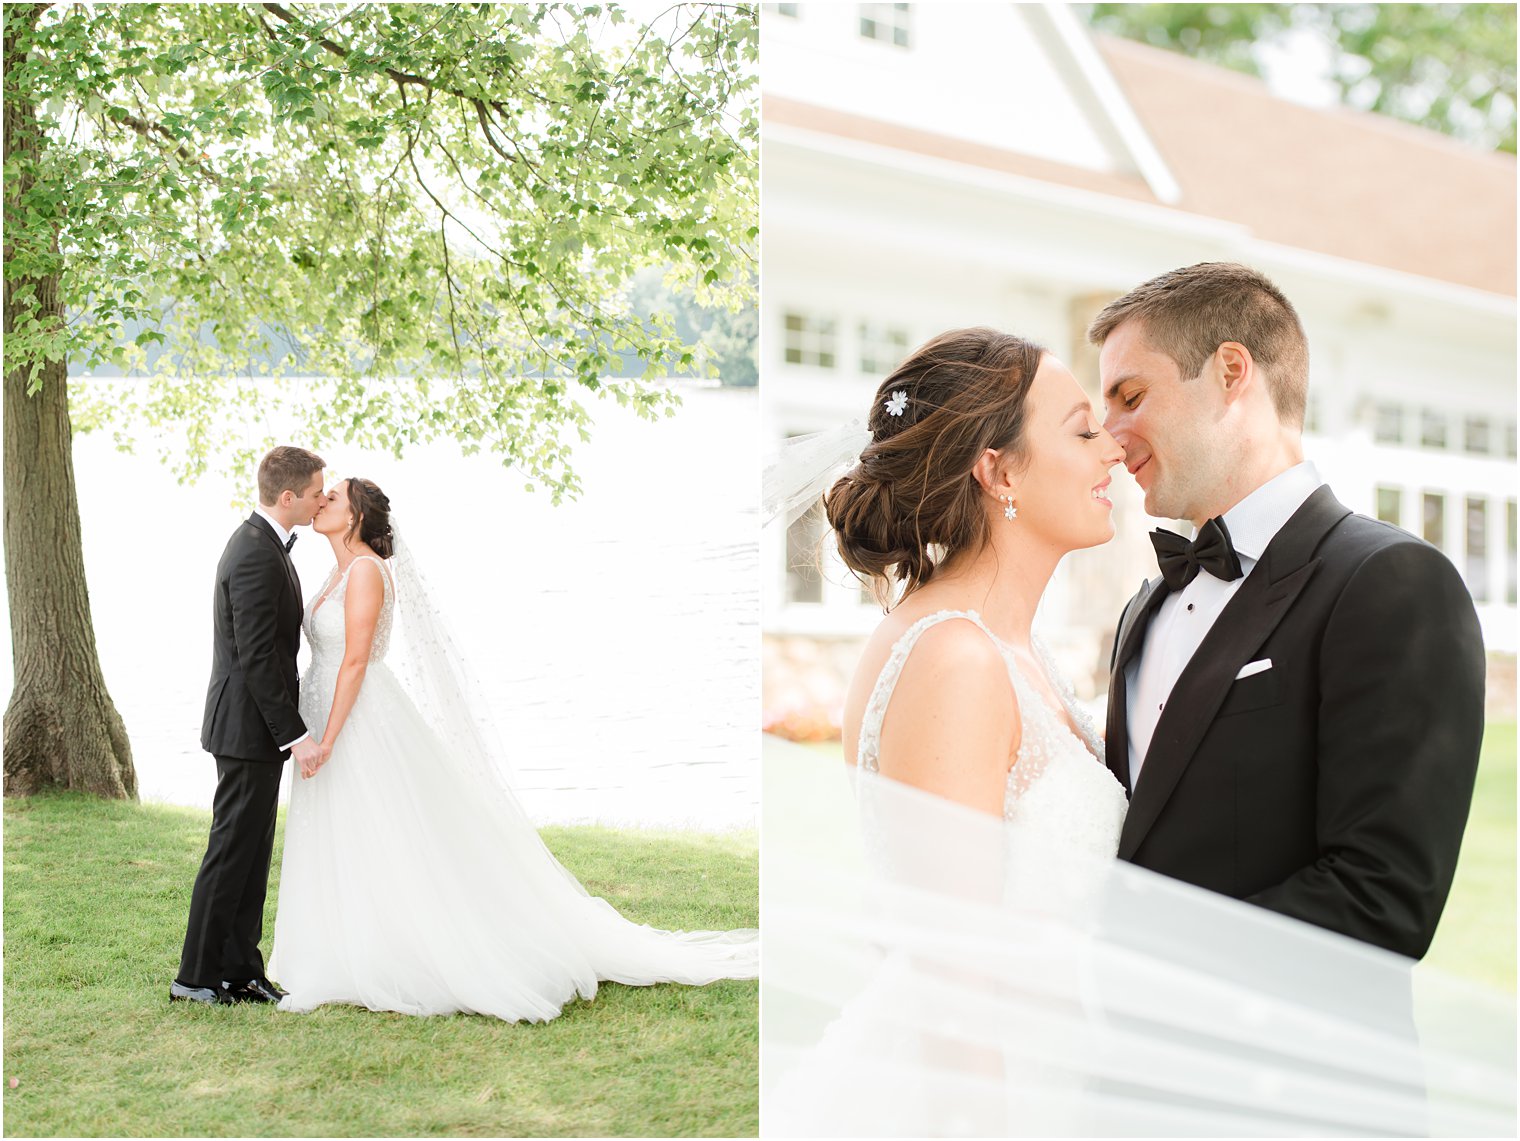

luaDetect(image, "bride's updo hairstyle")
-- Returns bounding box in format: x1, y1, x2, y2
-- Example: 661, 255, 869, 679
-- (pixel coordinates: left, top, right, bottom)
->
346, 478, 395, 559
825, 328, 1045, 603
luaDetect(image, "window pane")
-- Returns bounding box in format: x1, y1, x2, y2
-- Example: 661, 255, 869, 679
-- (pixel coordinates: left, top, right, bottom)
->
1373, 403, 1402, 444
1375, 486, 1401, 527
785, 503, 826, 604
1507, 422, 1517, 460
1465, 498, 1489, 601
859, 2, 910, 46
859, 320, 910, 376
1422, 493, 1445, 549
1464, 417, 1492, 455
1420, 410, 1447, 450
1508, 499, 1517, 605
782, 311, 838, 369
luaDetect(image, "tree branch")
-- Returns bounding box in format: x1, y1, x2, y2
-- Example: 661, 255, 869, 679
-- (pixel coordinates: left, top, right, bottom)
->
110, 108, 223, 185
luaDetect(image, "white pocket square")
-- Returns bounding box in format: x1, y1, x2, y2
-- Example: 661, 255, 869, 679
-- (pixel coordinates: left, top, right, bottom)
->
1235, 658, 1273, 680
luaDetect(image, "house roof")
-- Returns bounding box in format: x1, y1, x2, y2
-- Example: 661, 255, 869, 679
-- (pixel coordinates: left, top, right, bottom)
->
763, 32, 1516, 297
1098, 36, 1516, 298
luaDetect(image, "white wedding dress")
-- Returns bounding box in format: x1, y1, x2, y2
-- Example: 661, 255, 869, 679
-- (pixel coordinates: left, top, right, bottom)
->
857, 610, 1126, 856
270, 553, 757, 1021
762, 611, 1513, 1136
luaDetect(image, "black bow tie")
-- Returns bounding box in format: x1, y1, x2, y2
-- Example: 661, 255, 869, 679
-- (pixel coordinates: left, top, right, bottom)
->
1149, 517, 1243, 592
284, 534, 297, 553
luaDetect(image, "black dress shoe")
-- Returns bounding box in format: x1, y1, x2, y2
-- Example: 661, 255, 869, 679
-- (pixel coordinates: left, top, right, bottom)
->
170, 981, 226, 1006
222, 977, 286, 1003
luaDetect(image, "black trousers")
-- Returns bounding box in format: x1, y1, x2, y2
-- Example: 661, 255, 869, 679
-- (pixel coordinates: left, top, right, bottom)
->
177, 756, 284, 988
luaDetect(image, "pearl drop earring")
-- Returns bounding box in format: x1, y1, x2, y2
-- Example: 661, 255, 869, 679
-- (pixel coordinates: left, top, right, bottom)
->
999, 494, 1017, 522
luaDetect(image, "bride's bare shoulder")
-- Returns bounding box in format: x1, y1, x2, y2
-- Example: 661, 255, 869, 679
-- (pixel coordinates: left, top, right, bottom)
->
842, 609, 1013, 766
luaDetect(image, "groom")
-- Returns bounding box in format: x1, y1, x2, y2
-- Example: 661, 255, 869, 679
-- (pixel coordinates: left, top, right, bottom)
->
1091, 263, 1484, 961
171, 446, 331, 1005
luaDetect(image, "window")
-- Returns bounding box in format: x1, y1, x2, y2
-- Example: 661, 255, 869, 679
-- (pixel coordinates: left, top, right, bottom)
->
859, 3, 910, 47
1420, 409, 1447, 450
1304, 395, 1320, 435
1373, 403, 1402, 445
1375, 486, 1402, 528
782, 311, 837, 369
1507, 422, 1517, 460
785, 502, 827, 604
1465, 498, 1489, 601
1508, 499, 1517, 605
772, 3, 800, 15
1464, 416, 1492, 455
859, 320, 910, 376
1422, 493, 1446, 549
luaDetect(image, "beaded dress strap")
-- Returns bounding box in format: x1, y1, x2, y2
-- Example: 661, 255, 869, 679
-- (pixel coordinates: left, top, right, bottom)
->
857, 610, 1004, 773
339, 553, 392, 591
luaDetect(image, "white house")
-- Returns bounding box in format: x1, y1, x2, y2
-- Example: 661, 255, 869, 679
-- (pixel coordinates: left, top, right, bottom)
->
761, 2, 1517, 736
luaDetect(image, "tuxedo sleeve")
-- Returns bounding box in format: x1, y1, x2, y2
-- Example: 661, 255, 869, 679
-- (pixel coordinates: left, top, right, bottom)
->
1246, 540, 1485, 959
228, 549, 307, 750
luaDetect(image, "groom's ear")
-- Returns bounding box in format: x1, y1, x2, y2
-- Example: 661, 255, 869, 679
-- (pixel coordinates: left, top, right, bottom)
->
1215, 341, 1254, 403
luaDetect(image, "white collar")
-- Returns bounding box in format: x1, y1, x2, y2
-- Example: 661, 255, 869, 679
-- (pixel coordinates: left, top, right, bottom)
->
253, 505, 294, 549
1213, 461, 1323, 562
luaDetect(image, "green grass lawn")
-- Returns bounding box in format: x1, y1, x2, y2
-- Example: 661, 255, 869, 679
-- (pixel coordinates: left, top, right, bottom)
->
1424, 720, 1517, 992
3, 794, 757, 1138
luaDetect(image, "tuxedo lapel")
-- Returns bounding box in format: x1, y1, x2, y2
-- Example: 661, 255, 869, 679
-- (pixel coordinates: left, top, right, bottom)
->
1105, 578, 1165, 794
246, 514, 300, 602
1117, 486, 1352, 860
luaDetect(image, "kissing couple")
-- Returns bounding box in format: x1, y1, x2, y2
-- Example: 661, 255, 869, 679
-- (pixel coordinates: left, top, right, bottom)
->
764, 261, 1502, 1135
171, 450, 757, 1018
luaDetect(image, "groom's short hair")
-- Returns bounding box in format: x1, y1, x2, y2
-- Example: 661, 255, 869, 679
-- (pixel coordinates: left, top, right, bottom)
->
258, 446, 326, 505
1086, 262, 1309, 428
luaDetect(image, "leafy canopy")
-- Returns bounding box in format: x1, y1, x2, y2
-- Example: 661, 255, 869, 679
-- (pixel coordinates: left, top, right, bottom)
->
4, 2, 757, 500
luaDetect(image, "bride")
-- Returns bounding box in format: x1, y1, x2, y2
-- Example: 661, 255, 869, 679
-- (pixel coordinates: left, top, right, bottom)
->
269, 477, 757, 1021
762, 328, 1512, 1136
830, 328, 1126, 840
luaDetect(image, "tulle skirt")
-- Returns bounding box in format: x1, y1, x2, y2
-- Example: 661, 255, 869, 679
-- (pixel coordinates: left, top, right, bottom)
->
269, 662, 757, 1021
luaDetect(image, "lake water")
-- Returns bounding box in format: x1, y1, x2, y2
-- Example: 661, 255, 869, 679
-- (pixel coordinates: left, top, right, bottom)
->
0, 384, 758, 830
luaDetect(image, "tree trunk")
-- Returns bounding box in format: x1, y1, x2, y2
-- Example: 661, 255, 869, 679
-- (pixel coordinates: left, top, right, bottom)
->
4, 4, 137, 799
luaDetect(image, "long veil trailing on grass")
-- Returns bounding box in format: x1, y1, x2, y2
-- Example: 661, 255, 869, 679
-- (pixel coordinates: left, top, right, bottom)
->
761, 737, 1514, 1137
387, 523, 521, 790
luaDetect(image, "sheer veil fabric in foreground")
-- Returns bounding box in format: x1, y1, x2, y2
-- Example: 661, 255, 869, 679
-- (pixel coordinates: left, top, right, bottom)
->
270, 528, 757, 1021
761, 420, 872, 529
760, 737, 1514, 1137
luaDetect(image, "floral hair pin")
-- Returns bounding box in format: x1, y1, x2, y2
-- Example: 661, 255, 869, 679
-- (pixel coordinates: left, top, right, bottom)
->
884, 390, 908, 417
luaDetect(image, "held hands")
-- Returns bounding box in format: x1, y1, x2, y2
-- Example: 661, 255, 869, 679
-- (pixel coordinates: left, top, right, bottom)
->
292, 737, 332, 779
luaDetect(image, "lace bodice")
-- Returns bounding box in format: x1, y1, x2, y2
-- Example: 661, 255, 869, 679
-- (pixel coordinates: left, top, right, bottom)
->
857, 610, 1126, 858
303, 554, 395, 686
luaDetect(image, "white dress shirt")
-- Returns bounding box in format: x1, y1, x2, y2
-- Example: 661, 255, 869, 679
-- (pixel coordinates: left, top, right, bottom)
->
251, 505, 309, 752
1125, 462, 1323, 787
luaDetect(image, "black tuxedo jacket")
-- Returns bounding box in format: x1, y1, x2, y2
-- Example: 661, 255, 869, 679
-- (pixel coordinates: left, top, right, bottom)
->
1106, 485, 1484, 960
200, 515, 307, 763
